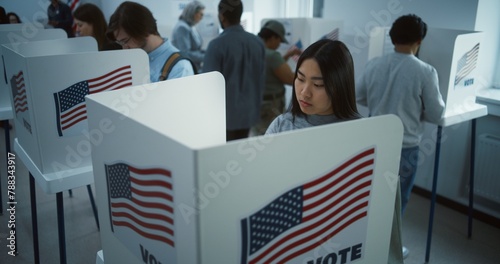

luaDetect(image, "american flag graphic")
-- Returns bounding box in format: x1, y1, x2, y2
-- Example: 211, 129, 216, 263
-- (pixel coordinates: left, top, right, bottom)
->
454, 43, 479, 86
240, 147, 375, 264
67, 0, 80, 36
241, 19, 248, 31
105, 163, 175, 247
321, 28, 340, 41
288, 39, 303, 63
11, 71, 28, 114
53, 65, 132, 137
67, 0, 80, 11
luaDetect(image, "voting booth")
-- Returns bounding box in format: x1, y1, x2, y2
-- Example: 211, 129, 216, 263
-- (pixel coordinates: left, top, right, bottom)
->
0, 28, 67, 120
2, 37, 150, 193
87, 72, 404, 263
419, 28, 487, 125
367, 26, 488, 262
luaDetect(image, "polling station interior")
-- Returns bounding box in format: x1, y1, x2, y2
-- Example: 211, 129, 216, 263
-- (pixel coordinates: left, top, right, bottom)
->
0, 0, 499, 264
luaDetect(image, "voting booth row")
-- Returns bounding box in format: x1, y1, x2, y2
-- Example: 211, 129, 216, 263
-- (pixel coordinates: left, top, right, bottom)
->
0, 24, 70, 215
0, 21, 488, 263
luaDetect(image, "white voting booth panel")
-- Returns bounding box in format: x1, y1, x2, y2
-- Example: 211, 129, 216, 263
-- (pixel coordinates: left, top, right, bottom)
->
0, 24, 26, 31
0, 28, 67, 120
87, 72, 403, 264
419, 28, 487, 126
2, 37, 149, 192
367, 27, 487, 126
87, 72, 226, 264
367, 26, 391, 61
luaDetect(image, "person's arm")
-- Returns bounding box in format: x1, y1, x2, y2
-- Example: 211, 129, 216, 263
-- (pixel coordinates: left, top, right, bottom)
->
273, 62, 295, 85
283, 47, 301, 61
421, 67, 445, 123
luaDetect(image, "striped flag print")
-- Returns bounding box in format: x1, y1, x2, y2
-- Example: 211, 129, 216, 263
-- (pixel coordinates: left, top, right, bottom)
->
321, 28, 340, 41
105, 162, 175, 248
454, 43, 480, 86
288, 39, 303, 63
67, 0, 80, 11
53, 65, 132, 137
68, 0, 80, 33
240, 147, 376, 264
11, 71, 27, 114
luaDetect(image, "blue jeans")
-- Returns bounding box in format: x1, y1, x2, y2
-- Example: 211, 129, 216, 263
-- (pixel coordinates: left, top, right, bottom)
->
399, 146, 420, 215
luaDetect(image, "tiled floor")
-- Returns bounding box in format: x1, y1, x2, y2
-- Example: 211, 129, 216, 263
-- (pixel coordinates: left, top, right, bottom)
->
402, 192, 500, 264
1, 123, 499, 264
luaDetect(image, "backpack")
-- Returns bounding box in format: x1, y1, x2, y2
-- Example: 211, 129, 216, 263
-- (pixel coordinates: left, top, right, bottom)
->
159, 52, 198, 81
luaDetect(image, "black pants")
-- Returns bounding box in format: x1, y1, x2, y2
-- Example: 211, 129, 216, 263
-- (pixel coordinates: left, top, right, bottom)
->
226, 129, 249, 142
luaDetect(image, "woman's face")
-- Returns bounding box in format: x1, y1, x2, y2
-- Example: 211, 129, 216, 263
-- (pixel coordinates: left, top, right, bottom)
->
74, 19, 93, 37
8, 15, 19, 24
193, 9, 204, 24
294, 58, 333, 115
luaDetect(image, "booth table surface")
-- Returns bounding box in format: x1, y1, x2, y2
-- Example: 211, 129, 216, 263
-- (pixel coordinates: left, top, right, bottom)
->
477, 87, 500, 116
14, 138, 94, 194
439, 103, 487, 127
0, 107, 12, 120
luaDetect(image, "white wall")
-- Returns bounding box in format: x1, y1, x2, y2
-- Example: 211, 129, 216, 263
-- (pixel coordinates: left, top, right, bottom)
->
252, 0, 286, 33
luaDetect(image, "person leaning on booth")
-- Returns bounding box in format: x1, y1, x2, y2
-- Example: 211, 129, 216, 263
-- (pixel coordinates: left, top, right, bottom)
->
107, 1, 194, 82
356, 13, 445, 260
251, 20, 302, 136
